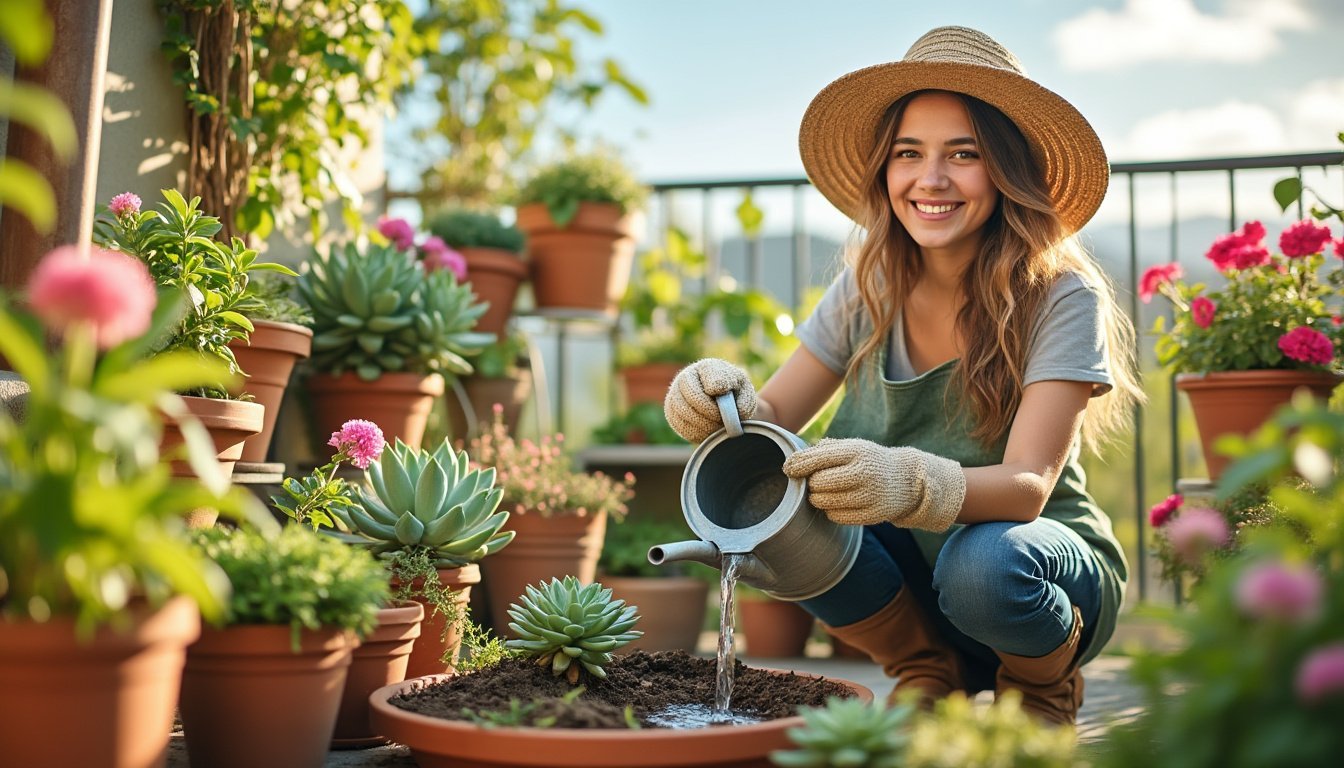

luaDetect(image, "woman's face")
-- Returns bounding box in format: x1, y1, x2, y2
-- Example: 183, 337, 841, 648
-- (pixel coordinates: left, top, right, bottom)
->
885, 92, 999, 262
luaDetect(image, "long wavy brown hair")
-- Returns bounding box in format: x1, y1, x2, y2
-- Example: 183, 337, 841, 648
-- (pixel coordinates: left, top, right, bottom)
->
844, 90, 1142, 450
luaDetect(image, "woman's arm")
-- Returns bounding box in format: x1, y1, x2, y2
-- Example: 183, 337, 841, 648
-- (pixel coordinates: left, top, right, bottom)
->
958, 379, 1093, 524
755, 344, 844, 434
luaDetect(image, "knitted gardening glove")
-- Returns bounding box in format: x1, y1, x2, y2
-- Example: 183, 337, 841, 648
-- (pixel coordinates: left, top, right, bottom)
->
781, 438, 965, 532
663, 358, 757, 444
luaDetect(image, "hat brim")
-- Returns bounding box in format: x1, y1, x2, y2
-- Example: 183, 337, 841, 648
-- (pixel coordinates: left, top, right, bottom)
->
799, 61, 1108, 234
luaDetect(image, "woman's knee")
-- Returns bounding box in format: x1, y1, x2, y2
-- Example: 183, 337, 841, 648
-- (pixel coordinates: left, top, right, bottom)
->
932, 523, 1050, 633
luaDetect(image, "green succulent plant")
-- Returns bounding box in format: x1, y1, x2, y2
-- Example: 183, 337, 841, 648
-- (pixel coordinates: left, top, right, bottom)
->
504, 576, 642, 684
334, 437, 514, 567
425, 208, 525, 253
298, 240, 491, 381
771, 696, 914, 768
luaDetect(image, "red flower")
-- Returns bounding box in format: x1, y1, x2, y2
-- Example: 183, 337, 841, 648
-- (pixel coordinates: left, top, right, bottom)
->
1190, 296, 1216, 329
1278, 220, 1333, 258
1139, 263, 1182, 303
1206, 221, 1271, 272
1278, 326, 1334, 366
1148, 493, 1183, 528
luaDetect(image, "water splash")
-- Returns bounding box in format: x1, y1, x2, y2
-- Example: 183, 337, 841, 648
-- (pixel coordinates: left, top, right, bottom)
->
645, 703, 764, 729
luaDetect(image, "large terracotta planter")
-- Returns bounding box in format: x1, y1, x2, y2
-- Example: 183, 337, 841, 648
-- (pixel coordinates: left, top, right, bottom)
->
739, 597, 815, 659
480, 510, 608, 636
179, 624, 357, 768
0, 596, 200, 768
368, 672, 872, 768
227, 319, 313, 463
445, 368, 533, 440
160, 395, 265, 480
332, 600, 424, 749
396, 565, 481, 680
1177, 370, 1342, 479
307, 371, 445, 448
603, 576, 709, 653
516, 201, 636, 317
460, 246, 528, 339
619, 362, 683, 407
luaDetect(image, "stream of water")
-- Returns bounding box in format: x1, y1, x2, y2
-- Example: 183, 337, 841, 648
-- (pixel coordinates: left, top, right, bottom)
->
715, 553, 744, 713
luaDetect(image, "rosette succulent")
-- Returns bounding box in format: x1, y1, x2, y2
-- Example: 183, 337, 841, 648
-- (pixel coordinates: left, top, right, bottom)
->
334, 437, 514, 567
771, 696, 914, 768
298, 241, 492, 381
504, 576, 642, 684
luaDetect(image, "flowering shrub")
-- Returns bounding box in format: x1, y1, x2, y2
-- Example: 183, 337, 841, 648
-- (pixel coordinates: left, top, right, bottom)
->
379, 216, 468, 282
466, 407, 635, 519
1147, 482, 1300, 585
271, 419, 386, 530
1143, 219, 1344, 374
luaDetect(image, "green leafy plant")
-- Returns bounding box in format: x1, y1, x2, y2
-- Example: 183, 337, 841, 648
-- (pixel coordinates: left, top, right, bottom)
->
599, 516, 696, 578
515, 150, 648, 227
503, 576, 642, 683
0, 247, 267, 631
297, 239, 491, 381
425, 208, 525, 254
903, 691, 1076, 768
272, 418, 386, 530
245, 271, 312, 326
1272, 132, 1344, 225
195, 525, 388, 649
770, 696, 915, 768
92, 189, 299, 395
466, 328, 530, 379
590, 401, 682, 445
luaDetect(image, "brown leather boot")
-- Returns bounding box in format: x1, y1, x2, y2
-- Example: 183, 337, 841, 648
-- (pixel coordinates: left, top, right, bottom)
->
993, 605, 1085, 725
822, 587, 965, 707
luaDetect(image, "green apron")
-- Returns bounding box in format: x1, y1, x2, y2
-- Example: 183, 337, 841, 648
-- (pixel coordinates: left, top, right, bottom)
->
824, 349, 1128, 664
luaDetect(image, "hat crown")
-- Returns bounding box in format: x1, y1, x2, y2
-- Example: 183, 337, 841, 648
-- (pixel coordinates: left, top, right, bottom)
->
902, 25, 1025, 75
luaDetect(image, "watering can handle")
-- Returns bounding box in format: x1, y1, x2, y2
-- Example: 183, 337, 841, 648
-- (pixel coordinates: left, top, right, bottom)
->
716, 392, 745, 438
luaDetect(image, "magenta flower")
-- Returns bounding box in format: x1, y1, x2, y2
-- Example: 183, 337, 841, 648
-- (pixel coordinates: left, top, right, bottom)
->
107, 192, 142, 218
1139, 263, 1182, 304
27, 246, 157, 349
1164, 507, 1230, 564
1278, 219, 1333, 258
1190, 296, 1216, 329
1206, 221, 1270, 272
1148, 494, 1183, 528
421, 236, 468, 281
1296, 644, 1344, 705
1333, 238, 1344, 259
328, 419, 386, 469
378, 217, 417, 251
1277, 326, 1334, 366
1234, 561, 1323, 623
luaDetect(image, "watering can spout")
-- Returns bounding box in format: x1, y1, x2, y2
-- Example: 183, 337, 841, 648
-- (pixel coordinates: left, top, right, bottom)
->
648, 539, 721, 571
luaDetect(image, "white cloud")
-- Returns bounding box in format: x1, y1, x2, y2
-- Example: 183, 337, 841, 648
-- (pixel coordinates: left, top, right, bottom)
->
1054, 0, 1312, 71
1286, 77, 1344, 148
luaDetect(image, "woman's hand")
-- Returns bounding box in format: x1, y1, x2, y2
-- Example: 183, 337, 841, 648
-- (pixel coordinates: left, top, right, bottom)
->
782, 438, 965, 532
663, 358, 757, 443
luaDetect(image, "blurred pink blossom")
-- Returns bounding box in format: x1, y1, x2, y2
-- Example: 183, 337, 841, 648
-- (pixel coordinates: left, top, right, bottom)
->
1139, 263, 1182, 303
1277, 326, 1334, 365
108, 192, 142, 218
1333, 239, 1344, 258
1190, 296, 1216, 329
1296, 644, 1344, 705
328, 419, 386, 469
421, 236, 467, 281
1278, 220, 1333, 258
378, 217, 416, 250
1164, 507, 1230, 564
1234, 561, 1323, 623
28, 246, 156, 349
1148, 494, 1183, 528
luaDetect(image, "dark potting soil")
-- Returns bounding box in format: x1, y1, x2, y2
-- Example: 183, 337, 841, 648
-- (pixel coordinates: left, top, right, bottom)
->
390, 650, 855, 729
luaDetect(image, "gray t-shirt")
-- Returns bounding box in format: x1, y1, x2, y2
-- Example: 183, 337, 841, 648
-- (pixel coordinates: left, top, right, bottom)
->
796, 269, 1113, 394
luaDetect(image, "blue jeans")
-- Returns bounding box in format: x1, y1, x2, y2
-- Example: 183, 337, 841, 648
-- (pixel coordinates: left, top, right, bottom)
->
799, 518, 1103, 663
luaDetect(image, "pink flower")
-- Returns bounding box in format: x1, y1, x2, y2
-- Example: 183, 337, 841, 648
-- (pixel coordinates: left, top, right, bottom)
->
1278, 220, 1333, 258
1190, 296, 1216, 329
421, 236, 468, 281
1296, 644, 1344, 705
1277, 326, 1334, 366
1139, 263, 1182, 303
1234, 561, 1323, 623
108, 192, 141, 218
27, 246, 156, 349
328, 419, 386, 469
1164, 507, 1230, 564
1333, 238, 1344, 259
378, 217, 416, 251
1148, 494, 1183, 528
1206, 221, 1270, 271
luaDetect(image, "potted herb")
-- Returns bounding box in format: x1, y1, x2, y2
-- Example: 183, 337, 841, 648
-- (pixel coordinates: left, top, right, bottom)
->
0, 247, 266, 768
93, 189, 299, 480
599, 516, 711, 653
514, 151, 648, 316
179, 524, 389, 768
296, 218, 492, 447
466, 410, 636, 636
425, 207, 528, 339
445, 329, 533, 440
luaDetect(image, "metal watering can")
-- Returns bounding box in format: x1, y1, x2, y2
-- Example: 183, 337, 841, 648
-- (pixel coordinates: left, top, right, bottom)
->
648, 392, 861, 600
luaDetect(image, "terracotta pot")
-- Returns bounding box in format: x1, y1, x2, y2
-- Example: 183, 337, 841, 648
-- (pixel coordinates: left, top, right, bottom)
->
179, 624, 357, 768
480, 510, 608, 637
602, 576, 709, 653
1177, 369, 1342, 479
516, 201, 636, 317
395, 565, 481, 680
307, 371, 445, 448
619, 361, 683, 407
160, 395, 265, 481
445, 369, 533, 440
368, 672, 873, 768
460, 246, 528, 339
0, 597, 199, 768
739, 598, 815, 658
227, 320, 313, 463
332, 600, 424, 749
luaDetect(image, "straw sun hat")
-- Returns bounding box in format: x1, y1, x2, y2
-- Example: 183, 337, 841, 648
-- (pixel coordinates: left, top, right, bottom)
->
799, 25, 1108, 234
